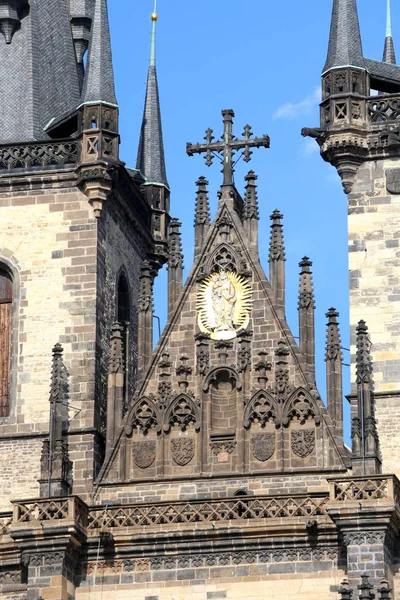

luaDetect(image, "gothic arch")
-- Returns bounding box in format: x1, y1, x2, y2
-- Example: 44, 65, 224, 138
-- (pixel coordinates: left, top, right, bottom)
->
163, 394, 201, 433
203, 366, 242, 393
125, 396, 161, 436
205, 243, 240, 274
0, 252, 20, 420
282, 387, 321, 427
116, 267, 131, 323
244, 390, 279, 429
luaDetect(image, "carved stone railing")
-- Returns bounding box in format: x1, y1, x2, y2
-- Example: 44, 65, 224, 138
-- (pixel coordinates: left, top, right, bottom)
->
12, 496, 88, 529
0, 512, 13, 536
88, 494, 330, 530
329, 475, 400, 504
367, 95, 400, 124
0, 139, 78, 171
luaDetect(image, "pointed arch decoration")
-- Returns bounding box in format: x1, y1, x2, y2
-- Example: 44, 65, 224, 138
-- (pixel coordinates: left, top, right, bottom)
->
203, 366, 242, 393
282, 388, 321, 426
244, 390, 280, 429
205, 243, 240, 275
125, 396, 161, 436
164, 394, 201, 433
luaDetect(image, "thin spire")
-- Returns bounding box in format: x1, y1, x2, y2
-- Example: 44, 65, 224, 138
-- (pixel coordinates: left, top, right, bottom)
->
136, 3, 169, 188
383, 0, 396, 64
323, 0, 365, 72
81, 0, 117, 106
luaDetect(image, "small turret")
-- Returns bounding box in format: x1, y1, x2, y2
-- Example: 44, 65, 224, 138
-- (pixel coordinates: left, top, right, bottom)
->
298, 257, 316, 385
136, 5, 170, 268
78, 0, 119, 218
243, 170, 259, 253
325, 308, 343, 442
168, 219, 184, 319
194, 177, 211, 261
352, 321, 381, 475
269, 210, 286, 319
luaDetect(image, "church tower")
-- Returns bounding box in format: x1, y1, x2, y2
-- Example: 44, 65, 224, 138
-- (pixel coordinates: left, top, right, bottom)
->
0, 0, 169, 505
303, 0, 400, 476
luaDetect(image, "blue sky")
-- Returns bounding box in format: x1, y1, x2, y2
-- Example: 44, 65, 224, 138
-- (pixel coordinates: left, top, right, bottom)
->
107, 0, 397, 443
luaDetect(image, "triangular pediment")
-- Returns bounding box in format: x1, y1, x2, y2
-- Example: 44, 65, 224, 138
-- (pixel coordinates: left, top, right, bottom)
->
101, 190, 347, 484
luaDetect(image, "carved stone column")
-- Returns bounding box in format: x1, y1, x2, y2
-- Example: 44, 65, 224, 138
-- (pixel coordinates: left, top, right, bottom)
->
269, 210, 285, 319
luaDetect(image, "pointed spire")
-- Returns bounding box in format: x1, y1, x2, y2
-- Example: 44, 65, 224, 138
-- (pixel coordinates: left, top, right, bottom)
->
356, 320, 373, 385
244, 171, 259, 220
298, 257, 316, 384
168, 218, 184, 318
352, 320, 381, 475
194, 177, 211, 260
81, 0, 117, 106
383, 0, 396, 64
323, 0, 365, 72
244, 170, 259, 253
136, 5, 169, 188
325, 307, 343, 442
269, 210, 286, 319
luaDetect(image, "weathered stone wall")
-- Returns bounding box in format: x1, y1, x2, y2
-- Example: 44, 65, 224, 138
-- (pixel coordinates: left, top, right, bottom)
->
75, 568, 344, 600
0, 174, 147, 506
348, 158, 400, 476
0, 438, 42, 505
0, 179, 100, 507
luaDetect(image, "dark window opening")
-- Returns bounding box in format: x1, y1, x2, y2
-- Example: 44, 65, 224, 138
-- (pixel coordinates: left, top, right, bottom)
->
0, 267, 13, 417
117, 273, 130, 407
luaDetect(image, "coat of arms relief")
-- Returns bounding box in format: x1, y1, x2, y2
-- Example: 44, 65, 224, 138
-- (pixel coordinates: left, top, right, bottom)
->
197, 270, 252, 340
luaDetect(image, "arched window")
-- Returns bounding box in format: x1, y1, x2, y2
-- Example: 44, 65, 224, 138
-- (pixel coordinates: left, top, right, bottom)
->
117, 272, 130, 405
0, 267, 13, 417
117, 273, 130, 324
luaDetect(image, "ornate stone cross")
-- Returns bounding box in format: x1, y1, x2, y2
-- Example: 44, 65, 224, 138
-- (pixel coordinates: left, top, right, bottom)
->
186, 109, 270, 186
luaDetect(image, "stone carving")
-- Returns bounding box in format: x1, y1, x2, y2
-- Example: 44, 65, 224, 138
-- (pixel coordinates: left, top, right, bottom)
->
343, 531, 386, 546
210, 439, 236, 455
251, 432, 275, 461
237, 342, 251, 373
171, 438, 195, 466
291, 429, 315, 458
127, 398, 160, 435
157, 378, 172, 407
132, 441, 156, 469
197, 346, 209, 375
165, 396, 200, 433
0, 140, 78, 170
244, 392, 278, 428
301, 127, 325, 139
197, 270, 252, 340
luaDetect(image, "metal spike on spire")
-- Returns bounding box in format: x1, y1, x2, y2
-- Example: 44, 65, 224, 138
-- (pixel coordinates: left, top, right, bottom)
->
383, 0, 396, 64
81, 0, 117, 106
323, 0, 365, 72
136, 2, 169, 188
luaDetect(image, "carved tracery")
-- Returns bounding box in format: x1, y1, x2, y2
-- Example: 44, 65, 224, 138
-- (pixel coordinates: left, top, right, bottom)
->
125, 397, 161, 436
244, 391, 279, 429
164, 395, 200, 433
282, 389, 320, 426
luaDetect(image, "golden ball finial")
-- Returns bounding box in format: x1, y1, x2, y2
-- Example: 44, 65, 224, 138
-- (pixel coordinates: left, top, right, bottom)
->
151, 12, 158, 21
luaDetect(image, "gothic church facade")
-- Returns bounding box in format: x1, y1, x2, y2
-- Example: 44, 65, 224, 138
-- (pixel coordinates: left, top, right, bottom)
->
0, 1, 399, 599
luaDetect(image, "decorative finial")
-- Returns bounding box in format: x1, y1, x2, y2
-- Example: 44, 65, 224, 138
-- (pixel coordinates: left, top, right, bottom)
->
387, 0, 392, 38
150, 0, 158, 65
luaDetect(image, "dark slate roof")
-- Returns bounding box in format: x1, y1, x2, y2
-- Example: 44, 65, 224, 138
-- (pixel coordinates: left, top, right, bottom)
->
323, 0, 365, 72
81, 0, 117, 106
383, 37, 396, 64
136, 65, 169, 188
365, 58, 400, 89
0, 0, 81, 143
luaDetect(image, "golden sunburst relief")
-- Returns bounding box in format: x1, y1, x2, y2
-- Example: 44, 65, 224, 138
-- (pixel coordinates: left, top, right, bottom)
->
197, 270, 253, 340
